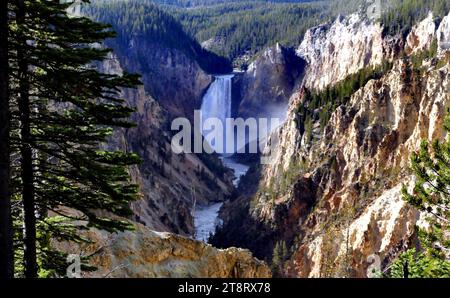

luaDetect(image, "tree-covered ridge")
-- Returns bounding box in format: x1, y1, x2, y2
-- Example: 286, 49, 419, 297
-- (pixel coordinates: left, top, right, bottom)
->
84, 0, 231, 73
165, 0, 449, 64
168, 1, 328, 61
165, 0, 383, 63
295, 61, 394, 142
84, 0, 450, 70
382, 0, 450, 36
151, 0, 322, 8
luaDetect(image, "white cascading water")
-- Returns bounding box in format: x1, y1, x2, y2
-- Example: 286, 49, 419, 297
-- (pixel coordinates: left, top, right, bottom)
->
200, 74, 234, 153
194, 74, 250, 242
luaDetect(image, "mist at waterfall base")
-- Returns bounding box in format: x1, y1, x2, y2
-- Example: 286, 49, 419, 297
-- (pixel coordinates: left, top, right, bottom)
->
200, 74, 285, 155
193, 74, 286, 242
200, 74, 234, 154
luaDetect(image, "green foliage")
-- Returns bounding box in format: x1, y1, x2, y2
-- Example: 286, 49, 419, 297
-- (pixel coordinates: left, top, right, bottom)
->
382, 0, 450, 37
164, 0, 366, 63
295, 61, 393, 138
83, 0, 231, 73
170, 1, 326, 62
409, 37, 440, 73
152, 0, 322, 8
403, 115, 450, 257
271, 240, 288, 276
391, 112, 450, 277
390, 249, 450, 278
8, 0, 141, 276
278, 157, 306, 194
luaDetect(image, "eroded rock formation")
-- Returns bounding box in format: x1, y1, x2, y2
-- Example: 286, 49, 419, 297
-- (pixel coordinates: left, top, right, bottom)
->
215, 12, 450, 277
57, 224, 271, 278
238, 43, 306, 120
100, 53, 233, 236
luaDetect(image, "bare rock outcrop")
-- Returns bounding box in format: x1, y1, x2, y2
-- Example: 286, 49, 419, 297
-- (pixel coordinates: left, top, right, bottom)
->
296, 13, 400, 90
238, 43, 306, 120
405, 12, 437, 55
437, 12, 450, 55
266, 57, 449, 277
58, 224, 271, 278
100, 53, 233, 236
216, 12, 450, 277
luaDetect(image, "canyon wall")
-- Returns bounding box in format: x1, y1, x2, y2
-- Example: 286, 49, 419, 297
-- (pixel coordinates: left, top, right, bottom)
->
238, 43, 306, 120
57, 223, 271, 278
282, 58, 448, 277
111, 40, 212, 121
297, 13, 402, 90
215, 12, 450, 277
99, 53, 234, 236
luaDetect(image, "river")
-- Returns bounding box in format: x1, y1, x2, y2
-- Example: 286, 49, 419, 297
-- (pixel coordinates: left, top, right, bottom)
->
194, 74, 250, 242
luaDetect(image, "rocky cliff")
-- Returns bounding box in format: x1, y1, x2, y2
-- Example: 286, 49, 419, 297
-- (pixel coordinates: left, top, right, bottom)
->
111, 40, 212, 121
100, 53, 234, 236
282, 57, 448, 277
237, 43, 306, 120
214, 12, 450, 277
297, 13, 402, 90
57, 223, 271, 278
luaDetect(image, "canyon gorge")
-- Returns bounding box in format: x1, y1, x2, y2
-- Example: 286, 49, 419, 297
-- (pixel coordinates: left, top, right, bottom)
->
66, 0, 450, 278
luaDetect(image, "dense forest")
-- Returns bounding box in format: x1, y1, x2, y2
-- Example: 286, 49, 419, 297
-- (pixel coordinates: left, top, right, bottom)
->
164, 0, 449, 64
382, 0, 450, 36
82, 0, 336, 68
83, 0, 450, 68
82, 0, 368, 67
165, 0, 365, 63
168, 1, 327, 62
151, 0, 323, 8
83, 0, 232, 73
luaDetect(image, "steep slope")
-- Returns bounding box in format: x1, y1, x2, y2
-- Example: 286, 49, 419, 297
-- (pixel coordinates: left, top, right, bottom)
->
83, 0, 231, 121
237, 43, 306, 120
213, 11, 450, 277
297, 13, 402, 90
99, 53, 233, 236
56, 223, 271, 278
282, 56, 448, 277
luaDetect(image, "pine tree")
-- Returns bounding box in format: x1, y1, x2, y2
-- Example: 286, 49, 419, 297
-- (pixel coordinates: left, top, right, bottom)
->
8, 0, 141, 277
0, 0, 14, 279
392, 112, 450, 277
15, 0, 38, 278
271, 241, 281, 274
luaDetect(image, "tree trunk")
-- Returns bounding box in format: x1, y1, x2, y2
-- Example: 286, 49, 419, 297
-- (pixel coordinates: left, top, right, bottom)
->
17, 0, 37, 278
0, 0, 14, 279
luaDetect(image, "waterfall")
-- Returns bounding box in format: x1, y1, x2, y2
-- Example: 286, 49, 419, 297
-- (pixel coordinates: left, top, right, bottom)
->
200, 74, 234, 153
195, 74, 251, 243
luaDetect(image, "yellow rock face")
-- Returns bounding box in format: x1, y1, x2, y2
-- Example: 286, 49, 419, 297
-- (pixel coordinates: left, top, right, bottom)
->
56, 223, 271, 278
